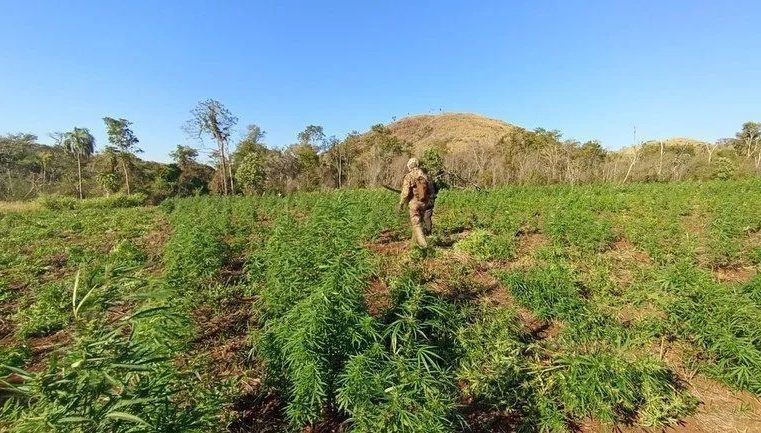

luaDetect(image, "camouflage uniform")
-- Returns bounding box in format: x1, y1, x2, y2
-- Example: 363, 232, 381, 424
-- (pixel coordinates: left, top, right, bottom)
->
399, 158, 436, 247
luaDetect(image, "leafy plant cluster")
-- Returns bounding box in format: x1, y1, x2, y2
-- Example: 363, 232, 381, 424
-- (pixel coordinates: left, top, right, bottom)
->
37, 193, 148, 211
660, 262, 761, 393
492, 263, 697, 428
1, 265, 221, 432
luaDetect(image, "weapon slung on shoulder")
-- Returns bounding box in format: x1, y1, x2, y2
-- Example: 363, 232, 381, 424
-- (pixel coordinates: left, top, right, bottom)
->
382, 184, 401, 194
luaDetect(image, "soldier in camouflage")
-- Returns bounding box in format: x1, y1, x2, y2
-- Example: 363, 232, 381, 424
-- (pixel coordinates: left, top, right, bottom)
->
398, 158, 436, 247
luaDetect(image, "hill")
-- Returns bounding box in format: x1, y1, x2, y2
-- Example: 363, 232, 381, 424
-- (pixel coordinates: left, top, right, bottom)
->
381, 112, 519, 153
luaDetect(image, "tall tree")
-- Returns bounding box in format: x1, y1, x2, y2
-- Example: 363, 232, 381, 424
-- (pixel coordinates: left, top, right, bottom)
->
63, 127, 95, 199
297, 125, 325, 149
103, 117, 141, 194
185, 99, 238, 194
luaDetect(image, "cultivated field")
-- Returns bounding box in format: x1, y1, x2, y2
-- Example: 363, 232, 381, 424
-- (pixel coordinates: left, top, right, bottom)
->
2, 181, 761, 432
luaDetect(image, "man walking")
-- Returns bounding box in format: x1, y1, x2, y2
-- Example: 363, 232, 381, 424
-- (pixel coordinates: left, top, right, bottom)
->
398, 158, 436, 248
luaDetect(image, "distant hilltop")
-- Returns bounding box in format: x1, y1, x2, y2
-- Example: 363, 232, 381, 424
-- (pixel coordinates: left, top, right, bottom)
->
363, 113, 713, 154
378, 113, 519, 153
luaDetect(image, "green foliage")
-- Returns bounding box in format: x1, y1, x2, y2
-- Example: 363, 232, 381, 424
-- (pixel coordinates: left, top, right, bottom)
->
253, 198, 377, 426
2, 307, 216, 433
546, 351, 696, 426
545, 199, 615, 252
38, 193, 147, 210
454, 229, 516, 261
164, 198, 230, 290
337, 274, 459, 433
8, 180, 761, 433
15, 282, 70, 337
235, 152, 266, 195
456, 304, 527, 407
713, 156, 737, 180
500, 264, 587, 321
0, 344, 31, 368
661, 262, 761, 393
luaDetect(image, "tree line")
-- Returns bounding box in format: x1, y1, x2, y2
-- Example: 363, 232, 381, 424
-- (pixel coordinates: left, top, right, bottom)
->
1, 99, 760, 202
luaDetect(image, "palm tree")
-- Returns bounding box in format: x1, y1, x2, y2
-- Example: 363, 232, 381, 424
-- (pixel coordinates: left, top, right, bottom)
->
64, 127, 95, 199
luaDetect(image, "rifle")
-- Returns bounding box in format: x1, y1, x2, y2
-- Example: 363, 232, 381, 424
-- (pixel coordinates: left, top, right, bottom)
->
382, 184, 401, 194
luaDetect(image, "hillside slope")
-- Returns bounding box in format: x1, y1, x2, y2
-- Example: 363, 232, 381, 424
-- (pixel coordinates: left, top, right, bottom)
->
383, 112, 519, 153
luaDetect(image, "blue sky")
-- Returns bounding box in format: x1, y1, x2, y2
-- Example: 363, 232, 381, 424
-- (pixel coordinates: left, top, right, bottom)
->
1, 1, 759, 162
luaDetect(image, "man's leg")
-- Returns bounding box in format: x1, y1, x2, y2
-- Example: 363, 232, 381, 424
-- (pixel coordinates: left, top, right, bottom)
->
409, 204, 428, 248
423, 208, 433, 235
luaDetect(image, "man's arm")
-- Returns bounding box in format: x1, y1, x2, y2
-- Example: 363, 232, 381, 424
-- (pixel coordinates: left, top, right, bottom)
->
398, 174, 412, 210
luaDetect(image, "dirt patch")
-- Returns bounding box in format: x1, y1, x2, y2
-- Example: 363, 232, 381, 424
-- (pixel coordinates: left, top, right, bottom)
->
712, 265, 756, 284
505, 231, 549, 270
516, 231, 548, 254
192, 297, 254, 377
220, 256, 247, 285
137, 216, 172, 261
460, 404, 521, 433
364, 278, 391, 317
25, 329, 72, 372
228, 389, 289, 433
609, 238, 651, 264
677, 375, 761, 433
228, 386, 348, 433
655, 341, 761, 433
366, 238, 407, 256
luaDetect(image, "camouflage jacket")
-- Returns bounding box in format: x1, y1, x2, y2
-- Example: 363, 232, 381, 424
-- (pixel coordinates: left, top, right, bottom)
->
399, 168, 436, 208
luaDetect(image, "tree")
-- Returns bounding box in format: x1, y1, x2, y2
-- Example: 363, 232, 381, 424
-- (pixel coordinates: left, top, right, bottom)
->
324, 136, 351, 188
735, 121, 761, 159
38, 151, 52, 183
235, 152, 266, 195
232, 124, 267, 168
297, 125, 325, 149
170, 145, 199, 172
421, 147, 448, 190
63, 127, 95, 199
185, 99, 238, 194
103, 117, 141, 194
96, 172, 119, 196
169, 145, 210, 196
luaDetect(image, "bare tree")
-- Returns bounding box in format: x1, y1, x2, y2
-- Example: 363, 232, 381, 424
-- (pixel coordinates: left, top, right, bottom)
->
657, 141, 664, 179
622, 127, 639, 184
185, 99, 238, 195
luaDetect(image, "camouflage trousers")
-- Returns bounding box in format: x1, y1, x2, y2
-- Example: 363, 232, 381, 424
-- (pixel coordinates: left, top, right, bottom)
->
409, 201, 433, 247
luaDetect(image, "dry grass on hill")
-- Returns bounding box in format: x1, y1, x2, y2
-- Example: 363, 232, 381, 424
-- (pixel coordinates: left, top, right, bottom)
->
385, 112, 519, 153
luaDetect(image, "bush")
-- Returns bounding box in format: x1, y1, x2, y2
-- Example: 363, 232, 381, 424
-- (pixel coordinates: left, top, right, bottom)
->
38, 193, 148, 211
37, 194, 77, 210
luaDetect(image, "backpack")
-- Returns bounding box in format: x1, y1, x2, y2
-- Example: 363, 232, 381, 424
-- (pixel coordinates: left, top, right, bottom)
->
413, 173, 430, 202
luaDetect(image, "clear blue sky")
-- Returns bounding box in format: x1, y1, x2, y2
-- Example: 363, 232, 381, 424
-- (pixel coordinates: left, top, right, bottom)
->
1, 1, 759, 162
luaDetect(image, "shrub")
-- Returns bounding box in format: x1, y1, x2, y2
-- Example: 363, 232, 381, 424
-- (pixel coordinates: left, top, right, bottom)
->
37, 194, 77, 210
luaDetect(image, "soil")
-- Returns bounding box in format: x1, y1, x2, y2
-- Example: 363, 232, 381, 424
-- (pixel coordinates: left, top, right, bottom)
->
25, 329, 72, 372
192, 297, 254, 378
712, 265, 756, 284
137, 216, 172, 262
364, 278, 391, 317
